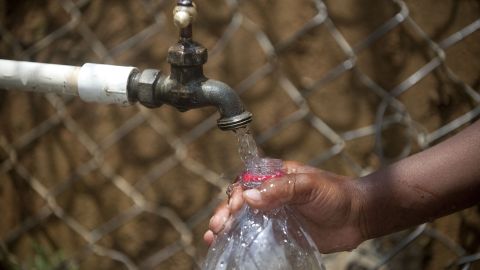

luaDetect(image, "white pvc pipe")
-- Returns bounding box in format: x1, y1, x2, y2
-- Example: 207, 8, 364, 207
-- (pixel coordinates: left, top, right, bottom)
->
0, 59, 80, 96
78, 63, 137, 106
0, 59, 138, 105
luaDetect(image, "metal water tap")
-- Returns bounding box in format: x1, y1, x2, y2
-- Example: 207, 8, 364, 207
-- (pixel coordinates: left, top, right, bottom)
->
129, 0, 252, 130
0, 0, 252, 131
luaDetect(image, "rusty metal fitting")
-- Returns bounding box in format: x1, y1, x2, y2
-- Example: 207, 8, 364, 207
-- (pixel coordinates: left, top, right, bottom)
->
128, 69, 164, 108
167, 39, 208, 67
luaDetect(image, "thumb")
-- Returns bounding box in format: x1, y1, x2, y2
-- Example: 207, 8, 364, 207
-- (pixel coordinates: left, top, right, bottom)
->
243, 173, 317, 211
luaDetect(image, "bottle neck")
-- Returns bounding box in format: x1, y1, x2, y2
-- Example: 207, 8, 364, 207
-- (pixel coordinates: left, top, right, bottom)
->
240, 158, 284, 189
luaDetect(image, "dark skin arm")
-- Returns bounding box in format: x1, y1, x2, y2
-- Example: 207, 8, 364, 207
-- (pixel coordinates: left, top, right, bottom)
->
359, 119, 480, 239
205, 120, 480, 253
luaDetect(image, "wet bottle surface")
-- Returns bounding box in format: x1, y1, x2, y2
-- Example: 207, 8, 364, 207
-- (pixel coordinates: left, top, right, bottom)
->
203, 158, 325, 270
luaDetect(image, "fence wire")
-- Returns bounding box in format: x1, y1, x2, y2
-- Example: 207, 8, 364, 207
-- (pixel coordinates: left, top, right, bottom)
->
0, 0, 479, 269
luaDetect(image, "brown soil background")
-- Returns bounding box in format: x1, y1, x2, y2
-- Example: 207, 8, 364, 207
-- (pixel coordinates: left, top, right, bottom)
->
0, 0, 479, 269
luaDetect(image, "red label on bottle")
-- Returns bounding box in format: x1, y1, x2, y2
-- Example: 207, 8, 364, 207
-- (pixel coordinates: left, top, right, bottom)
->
241, 171, 284, 182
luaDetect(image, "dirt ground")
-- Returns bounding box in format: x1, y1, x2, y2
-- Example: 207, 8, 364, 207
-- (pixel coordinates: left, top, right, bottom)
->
0, 0, 479, 269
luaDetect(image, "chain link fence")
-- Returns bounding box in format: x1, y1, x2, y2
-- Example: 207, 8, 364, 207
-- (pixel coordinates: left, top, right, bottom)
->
0, 0, 479, 269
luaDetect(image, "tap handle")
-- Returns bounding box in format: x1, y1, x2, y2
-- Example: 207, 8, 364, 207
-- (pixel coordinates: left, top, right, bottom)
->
177, 0, 193, 6
173, 1, 197, 39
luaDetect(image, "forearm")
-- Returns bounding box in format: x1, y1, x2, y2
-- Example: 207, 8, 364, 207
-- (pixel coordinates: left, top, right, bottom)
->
357, 120, 480, 240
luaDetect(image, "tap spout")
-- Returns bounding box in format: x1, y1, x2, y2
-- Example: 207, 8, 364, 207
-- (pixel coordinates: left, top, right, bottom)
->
200, 79, 252, 130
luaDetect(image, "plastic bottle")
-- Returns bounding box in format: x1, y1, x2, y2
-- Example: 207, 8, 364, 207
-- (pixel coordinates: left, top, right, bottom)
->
203, 158, 325, 270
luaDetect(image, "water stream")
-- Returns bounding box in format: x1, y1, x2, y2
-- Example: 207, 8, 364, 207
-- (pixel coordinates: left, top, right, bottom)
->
234, 125, 259, 166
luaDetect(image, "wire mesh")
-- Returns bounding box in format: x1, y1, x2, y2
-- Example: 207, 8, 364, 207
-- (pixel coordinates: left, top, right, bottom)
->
0, 0, 479, 269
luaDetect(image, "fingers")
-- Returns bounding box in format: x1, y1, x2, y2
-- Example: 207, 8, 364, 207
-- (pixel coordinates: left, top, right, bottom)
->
209, 184, 244, 232
209, 202, 229, 234
203, 230, 215, 246
228, 185, 244, 212
204, 201, 229, 246
243, 173, 317, 210
283, 160, 320, 174
241, 161, 319, 210
204, 185, 245, 246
